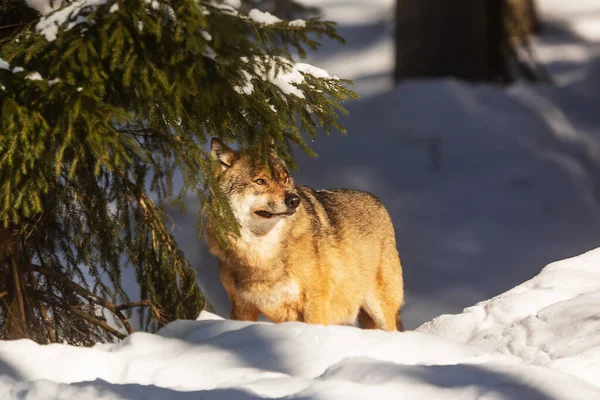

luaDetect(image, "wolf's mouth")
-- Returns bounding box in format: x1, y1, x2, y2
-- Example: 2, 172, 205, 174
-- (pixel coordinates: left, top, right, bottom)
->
254, 210, 295, 219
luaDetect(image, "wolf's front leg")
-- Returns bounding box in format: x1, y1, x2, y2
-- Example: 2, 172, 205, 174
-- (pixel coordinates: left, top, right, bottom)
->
302, 299, 330, 326
230, 300, 259, 322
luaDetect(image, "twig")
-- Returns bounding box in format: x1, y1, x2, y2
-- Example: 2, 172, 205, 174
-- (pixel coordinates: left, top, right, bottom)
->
114, 300, 151, 312
0, 23, 28, 31
25, 263, 138, 335
64, 304, 126, 340
29, 271, 56, 343
11, 258, 27, 338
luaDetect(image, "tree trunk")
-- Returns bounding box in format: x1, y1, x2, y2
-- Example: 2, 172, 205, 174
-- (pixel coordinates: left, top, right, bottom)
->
394, 0, 491, 82
394, 0, 514, 83
0, 226, 28, 340
486, 0, 510, 83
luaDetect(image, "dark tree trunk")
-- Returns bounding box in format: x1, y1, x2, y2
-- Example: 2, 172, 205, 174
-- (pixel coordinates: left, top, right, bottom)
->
486, 0, 510, 83
394, 0, 514, 83
0, 226, 28, 340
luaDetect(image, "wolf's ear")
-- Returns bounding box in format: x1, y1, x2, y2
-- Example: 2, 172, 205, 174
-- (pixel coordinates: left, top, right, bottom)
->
211, 138, 238, 169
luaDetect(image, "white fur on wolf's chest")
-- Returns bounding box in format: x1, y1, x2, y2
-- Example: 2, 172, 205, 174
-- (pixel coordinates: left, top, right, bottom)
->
233, 218, 287, 266
230, 193, 289, 265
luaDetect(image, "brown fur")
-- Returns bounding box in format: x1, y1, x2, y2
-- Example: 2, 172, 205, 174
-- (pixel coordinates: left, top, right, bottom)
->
206, 138, 404, 331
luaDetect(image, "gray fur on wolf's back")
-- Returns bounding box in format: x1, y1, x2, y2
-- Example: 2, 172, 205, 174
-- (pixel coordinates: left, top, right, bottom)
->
296, 186, 391, 239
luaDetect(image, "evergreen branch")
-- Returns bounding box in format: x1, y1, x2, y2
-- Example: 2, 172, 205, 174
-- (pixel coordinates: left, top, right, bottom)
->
114, 300, 152, 312
26, 263, 136, 335
39, 296, 127, 341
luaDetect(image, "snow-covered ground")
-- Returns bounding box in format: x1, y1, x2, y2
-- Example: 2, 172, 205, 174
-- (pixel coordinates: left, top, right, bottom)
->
2, 249, 600, 399
418, 247, 600, 390
3, 0, 600, 398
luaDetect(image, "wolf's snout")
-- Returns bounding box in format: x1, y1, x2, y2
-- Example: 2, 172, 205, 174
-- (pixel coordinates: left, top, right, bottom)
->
285, 192, 301, 209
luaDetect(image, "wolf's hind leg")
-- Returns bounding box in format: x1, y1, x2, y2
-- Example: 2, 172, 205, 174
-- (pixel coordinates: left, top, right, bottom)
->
396, 309, 404, 332
367, 240, 404, 331
361, 293, 394, 331
362, 270, 403, 332
357, 308, 377, 329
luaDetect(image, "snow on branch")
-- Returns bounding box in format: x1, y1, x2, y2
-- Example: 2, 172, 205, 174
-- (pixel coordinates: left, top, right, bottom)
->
0, 57, 47, 86
234, 56, 339, 98
36, 0, 108, 42
0, 57, 10, 71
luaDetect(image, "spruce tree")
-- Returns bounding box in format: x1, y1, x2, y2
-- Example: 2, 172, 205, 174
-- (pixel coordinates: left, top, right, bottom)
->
0, 0, 355, 345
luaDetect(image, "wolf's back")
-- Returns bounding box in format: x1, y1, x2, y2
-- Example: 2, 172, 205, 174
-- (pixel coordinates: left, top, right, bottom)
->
296, 186, 396, 241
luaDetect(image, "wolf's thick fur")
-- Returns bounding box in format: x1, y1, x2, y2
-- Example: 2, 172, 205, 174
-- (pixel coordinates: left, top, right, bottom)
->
206, 138, 404, 331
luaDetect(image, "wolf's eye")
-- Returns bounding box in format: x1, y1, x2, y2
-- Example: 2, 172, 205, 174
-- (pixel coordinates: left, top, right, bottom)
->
255, 178, 267, 186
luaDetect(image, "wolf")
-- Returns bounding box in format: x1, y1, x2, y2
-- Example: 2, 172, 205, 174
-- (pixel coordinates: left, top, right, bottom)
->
205, 138, 404, 331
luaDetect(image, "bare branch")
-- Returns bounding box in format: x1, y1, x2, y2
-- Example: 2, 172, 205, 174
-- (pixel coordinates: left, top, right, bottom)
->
11, 258, 28, 338
64, 304, 126, 340
26, 263, 136, 335
29, 271, 56, 343
114, 300, 152, 312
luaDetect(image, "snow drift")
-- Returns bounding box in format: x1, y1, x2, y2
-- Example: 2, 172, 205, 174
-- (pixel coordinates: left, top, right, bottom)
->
1, 249, 600, 399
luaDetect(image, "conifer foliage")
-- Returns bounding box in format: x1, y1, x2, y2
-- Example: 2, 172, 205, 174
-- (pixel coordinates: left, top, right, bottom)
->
0, 0, 355, 344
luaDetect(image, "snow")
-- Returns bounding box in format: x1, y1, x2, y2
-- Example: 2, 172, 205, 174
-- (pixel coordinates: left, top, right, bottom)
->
25, 72, 43, 81
248, 9, 282, 26
233, 57, 337, 98
36, 0, 108, 42
419, 248, 600, 379
295, 63, 338, 79
25, 0, 63, 16
108, 3, 118, 13
0, 57, 9, 70
210, 2, 239, 17
233, 70, 254, 95
223, 0, 242, 9
3, 250, 600, 399
289, 19, 306, 28
201, 30, 212, 41
145, 0, 160, 11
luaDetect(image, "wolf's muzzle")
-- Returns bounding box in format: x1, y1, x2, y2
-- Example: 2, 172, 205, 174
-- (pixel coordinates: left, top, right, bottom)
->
285, 192, 301, 209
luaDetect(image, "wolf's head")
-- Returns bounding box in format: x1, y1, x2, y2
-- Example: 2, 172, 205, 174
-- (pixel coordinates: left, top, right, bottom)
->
210, 138, 301, 235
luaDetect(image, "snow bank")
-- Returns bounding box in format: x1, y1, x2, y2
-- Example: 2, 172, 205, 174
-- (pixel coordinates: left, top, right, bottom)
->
418, 247, 600, 388
3, 248, 600, 400
2, 252, 600, 398
0, 310, 595, 399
